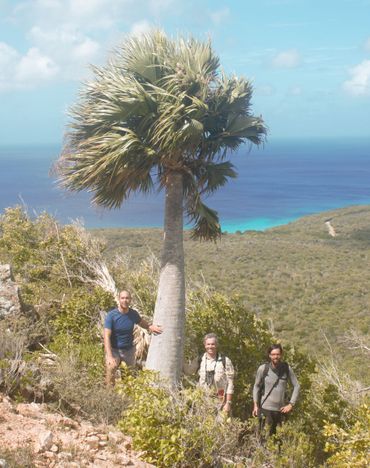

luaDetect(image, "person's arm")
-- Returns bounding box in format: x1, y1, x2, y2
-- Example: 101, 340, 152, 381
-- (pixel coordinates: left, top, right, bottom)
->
252, 366, 263, 416
138, 318, 163, 334
104, 328, 117, 367
223, 358, 234, 413
198, 355, 206, 387
280, 366, 300, 413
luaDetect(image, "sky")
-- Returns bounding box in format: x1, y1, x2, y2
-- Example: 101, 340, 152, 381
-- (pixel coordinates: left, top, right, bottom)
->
1, 0, 370, 145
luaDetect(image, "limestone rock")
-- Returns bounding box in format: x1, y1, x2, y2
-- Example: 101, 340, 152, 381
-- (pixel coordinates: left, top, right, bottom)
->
35, 430, 54, 452
0, 264, 22, 318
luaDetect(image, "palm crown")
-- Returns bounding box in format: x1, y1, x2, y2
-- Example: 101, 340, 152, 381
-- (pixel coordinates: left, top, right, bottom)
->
58, 30, 266, 239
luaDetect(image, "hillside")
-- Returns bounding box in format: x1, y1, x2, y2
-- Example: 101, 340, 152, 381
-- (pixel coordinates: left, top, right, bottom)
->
93, 205, 370, 378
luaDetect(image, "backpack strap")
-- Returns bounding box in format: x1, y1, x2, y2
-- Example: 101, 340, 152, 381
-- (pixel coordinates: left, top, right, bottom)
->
198, 353, 227, 371
259, 362, 290, 408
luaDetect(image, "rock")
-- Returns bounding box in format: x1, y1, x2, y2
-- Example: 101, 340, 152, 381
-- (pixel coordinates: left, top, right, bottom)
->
108, 430, 124, 444
0, 459, 8, 468
35, 430, 54, 452
85, 435, 100, 449
57, 451, 73, 460
16, 402, 44, 418
122, 435, 133, 450
0, 264, 22, 318
50, 444, 59, 453
61, 416, 79, 429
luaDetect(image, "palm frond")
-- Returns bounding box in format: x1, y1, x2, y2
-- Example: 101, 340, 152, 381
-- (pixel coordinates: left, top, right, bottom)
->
186, 192, 221, 241
185, 160, 237, 196
56, 29, 267, 215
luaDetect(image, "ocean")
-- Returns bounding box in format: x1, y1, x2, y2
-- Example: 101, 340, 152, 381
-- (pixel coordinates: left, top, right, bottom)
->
1, 139, 369, 232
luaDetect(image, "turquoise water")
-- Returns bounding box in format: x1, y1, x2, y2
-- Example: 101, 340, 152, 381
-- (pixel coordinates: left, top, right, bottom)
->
1, 138, 370, 232
222, 216, 299, 233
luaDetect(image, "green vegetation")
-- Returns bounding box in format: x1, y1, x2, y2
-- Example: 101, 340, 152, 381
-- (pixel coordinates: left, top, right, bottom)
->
93, 204, 370, 379
0, 205, 369, 466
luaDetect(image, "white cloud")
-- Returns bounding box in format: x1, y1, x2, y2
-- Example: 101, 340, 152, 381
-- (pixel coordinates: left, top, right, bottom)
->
343, 59, 370, 96
15, 47, 58, 83
0, 42, 19, 69
2, 0, 178, 90
0, 42, 58, 90
28, 25, 102, 79
0, 43, 19, 90
272, 49, 301, 68
210, 7, 230, 25
130, 20, 153, 37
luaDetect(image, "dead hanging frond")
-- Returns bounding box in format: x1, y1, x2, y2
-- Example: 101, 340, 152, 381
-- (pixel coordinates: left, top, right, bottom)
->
78, 257, 119, 300
134, 325, 151, 366
341, 329, 370, 356
316, 333, 367, 405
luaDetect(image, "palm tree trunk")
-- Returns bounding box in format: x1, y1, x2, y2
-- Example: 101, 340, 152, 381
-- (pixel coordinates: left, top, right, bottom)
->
146, 171, 185, 384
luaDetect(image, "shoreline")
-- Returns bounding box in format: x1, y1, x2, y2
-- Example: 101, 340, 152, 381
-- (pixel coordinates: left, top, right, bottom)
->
89, 203, 370, 234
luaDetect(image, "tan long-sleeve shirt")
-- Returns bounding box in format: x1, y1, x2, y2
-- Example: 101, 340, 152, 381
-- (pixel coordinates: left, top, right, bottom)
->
198, 353, 235, 395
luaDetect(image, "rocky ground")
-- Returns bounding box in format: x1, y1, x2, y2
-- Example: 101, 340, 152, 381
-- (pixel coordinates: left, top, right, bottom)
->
0, 393, 154, 467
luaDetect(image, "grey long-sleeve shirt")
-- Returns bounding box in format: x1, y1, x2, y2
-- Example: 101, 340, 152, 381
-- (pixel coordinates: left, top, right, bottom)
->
253, 363, 300, 411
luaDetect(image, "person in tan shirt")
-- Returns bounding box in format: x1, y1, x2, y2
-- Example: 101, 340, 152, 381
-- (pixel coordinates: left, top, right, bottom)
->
198, 333, 235, 413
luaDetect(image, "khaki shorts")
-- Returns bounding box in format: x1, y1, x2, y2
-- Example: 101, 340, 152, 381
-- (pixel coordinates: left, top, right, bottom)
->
111, 346, 136, 367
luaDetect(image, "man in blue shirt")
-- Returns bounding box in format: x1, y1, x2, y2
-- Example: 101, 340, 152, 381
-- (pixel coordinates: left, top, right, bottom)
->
104, 290, 162, 385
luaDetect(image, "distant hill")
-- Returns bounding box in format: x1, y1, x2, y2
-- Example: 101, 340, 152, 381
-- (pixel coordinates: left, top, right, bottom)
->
92, 205, 370, 378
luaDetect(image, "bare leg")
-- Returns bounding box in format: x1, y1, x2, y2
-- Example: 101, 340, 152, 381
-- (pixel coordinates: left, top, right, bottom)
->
105, 356, 120, 386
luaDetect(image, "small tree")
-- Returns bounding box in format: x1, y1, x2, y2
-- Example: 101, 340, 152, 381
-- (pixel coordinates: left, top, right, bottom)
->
57, 30, 266, 384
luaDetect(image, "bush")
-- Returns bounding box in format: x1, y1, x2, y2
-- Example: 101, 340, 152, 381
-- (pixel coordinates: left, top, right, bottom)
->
117, 369, 245, 467
53, 287, 115, 341
0, 445, 35, 467
323, 404, 370, 467
185, 288, 315, 419
44, 337, 127, 423
0, 206, 106, 306
0, 325, 28, 395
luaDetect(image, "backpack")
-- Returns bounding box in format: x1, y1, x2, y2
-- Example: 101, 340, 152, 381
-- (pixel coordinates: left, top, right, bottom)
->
257, 362, 290, 408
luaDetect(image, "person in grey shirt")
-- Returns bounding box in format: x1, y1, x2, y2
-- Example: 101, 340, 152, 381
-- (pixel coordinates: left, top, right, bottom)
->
252, 343, 300, 435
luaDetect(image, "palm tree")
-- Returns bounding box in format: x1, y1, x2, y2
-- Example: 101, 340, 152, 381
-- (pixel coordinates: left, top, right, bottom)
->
57, 30, 266, 385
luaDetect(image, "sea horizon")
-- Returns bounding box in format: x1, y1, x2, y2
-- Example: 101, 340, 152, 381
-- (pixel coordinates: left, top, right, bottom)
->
1, 137, 370, 233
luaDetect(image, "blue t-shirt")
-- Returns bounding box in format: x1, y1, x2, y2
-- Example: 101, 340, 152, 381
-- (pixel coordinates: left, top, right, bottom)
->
104, 308, 141, 349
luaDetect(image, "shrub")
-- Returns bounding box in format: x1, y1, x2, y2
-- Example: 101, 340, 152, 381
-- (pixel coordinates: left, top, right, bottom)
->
323, 404, 370, 467
44, 337, 127, 423
53, 287, 115, 341
0, 325, 28, 395
117, 369, 244, 467
185, 288, 315, 419
0, 444, 35, 468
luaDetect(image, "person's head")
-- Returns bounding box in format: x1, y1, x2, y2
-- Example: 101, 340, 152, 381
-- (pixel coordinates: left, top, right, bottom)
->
118, 290, 131, 312
267, 344, 283, 365
203, 333, 218, 356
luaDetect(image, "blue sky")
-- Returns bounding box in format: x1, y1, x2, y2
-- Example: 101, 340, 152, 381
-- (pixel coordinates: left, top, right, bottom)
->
1, 0, 370, 145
